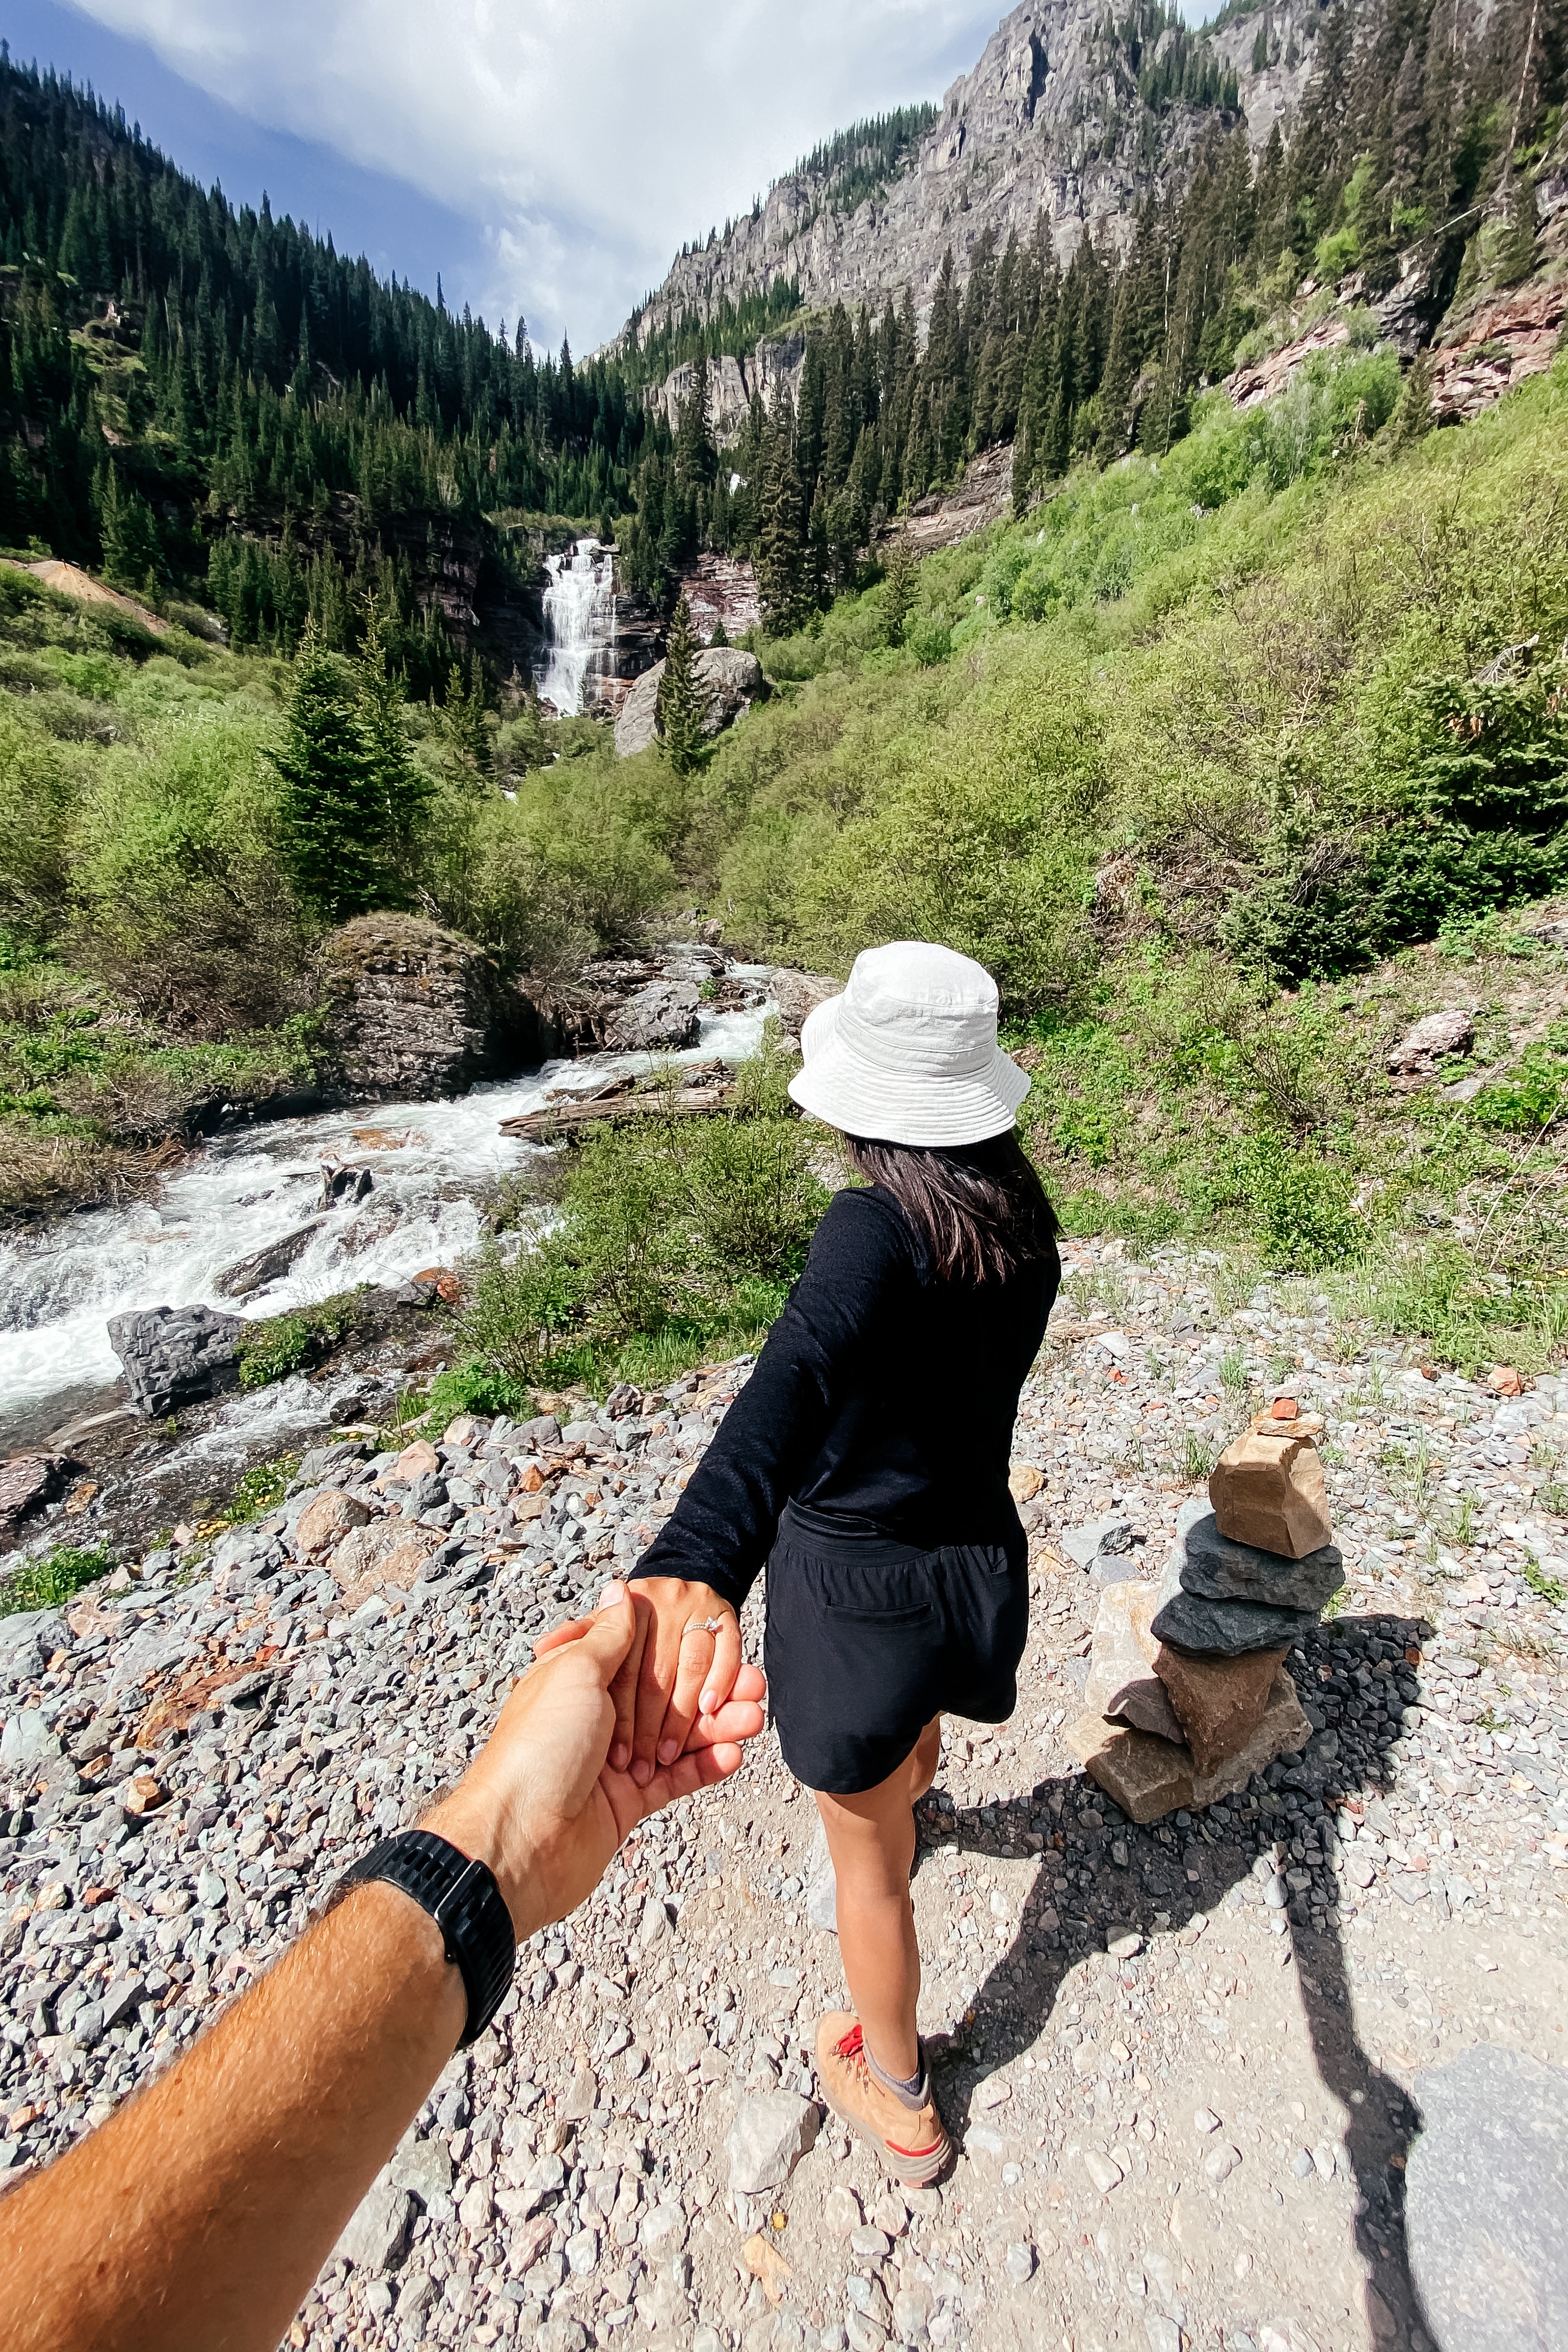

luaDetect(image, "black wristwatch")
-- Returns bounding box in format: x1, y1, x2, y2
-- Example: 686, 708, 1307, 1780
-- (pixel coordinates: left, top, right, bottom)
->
336, 1829, 516, 2047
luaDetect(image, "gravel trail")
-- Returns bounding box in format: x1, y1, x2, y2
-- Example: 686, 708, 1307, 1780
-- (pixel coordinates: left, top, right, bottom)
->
4, 1238, 1565, 2352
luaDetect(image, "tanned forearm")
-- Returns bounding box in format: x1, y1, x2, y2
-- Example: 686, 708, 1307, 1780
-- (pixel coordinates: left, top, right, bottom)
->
0, 1591, 766, 2352
0, 1882, 465, 2352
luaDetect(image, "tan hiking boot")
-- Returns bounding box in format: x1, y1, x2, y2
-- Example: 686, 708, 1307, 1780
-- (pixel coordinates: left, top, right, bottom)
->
814, 2011, 950, 2186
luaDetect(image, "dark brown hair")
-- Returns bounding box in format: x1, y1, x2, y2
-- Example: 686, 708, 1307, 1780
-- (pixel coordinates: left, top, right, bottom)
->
843, 1129, 1059, 1284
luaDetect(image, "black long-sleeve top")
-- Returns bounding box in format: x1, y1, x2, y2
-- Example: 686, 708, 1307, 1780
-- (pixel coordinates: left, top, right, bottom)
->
629, 1184, 1059, 1611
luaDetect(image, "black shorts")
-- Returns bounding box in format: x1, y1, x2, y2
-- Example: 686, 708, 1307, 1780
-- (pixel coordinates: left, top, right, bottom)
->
762, 1501, 1029, 1796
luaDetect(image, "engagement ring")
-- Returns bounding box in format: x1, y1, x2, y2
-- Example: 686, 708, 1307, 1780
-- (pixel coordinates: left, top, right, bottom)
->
684, 1616, 724, 1635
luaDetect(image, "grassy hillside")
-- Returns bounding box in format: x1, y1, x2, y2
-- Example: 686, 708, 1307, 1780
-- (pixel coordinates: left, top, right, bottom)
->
564, 351, 1568, 1384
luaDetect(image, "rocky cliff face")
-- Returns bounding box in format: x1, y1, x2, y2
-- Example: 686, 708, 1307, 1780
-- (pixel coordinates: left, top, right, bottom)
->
628, 0, 1341, 348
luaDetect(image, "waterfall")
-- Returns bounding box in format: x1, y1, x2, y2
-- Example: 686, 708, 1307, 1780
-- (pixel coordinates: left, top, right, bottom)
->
534, 537, 617, 716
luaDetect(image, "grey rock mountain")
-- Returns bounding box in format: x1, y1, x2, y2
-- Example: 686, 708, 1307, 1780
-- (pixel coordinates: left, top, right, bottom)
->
625, 0, 1336, 358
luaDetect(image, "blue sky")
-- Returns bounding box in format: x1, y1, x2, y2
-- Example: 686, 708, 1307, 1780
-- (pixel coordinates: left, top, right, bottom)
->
8, 0, 1046, 354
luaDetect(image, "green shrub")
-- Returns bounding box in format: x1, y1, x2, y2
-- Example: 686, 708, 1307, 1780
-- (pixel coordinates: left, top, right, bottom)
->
238, 1294, 360, 1388
410, 1360, 533, 1429
1468, 1044, 1568, 1133
1, 1543, 115, 1615
905, 614, 953, 667
1237, 1133, 1368, 1270
217, 1455, 297, 1524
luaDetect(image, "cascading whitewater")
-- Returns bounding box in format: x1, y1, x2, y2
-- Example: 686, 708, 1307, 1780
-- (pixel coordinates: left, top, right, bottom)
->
0, 999, 771, 1440
534, 538, 617, 716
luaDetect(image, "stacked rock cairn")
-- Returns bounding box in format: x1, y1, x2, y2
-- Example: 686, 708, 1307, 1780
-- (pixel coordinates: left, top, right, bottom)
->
1065, 1398, 1343, 1824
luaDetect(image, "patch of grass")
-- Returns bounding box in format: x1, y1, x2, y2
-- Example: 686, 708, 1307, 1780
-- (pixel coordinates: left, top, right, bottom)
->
1, 1542, 114, 1615
1521, 1558, 1567, 1606
217, 1455, 298, 1525
455, 1051, 828, 1398
1219, 1347, 1250, 1395
1167, 1427, 1222, 1483
237, 1294, 361, 1390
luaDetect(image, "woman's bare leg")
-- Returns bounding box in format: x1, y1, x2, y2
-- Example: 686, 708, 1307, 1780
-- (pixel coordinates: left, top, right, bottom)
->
813, 1717, 942, 2082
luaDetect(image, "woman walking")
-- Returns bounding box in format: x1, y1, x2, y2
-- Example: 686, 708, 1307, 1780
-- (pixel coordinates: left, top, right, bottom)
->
542, 942, 1059, 2182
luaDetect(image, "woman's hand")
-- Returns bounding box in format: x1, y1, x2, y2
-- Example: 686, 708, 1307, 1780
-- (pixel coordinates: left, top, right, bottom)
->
534, 1576, 748, 1787
427, 1584, 764, 1938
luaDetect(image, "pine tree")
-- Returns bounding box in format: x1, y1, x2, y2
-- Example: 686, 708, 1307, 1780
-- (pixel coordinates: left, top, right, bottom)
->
656, 594, 704, 775
94, 459, 162, 588
356, 594, 431, 888
881, 538, 918, 646
756, 384, 806, 634
271, 622, 386, 921
443, 657, 492, 780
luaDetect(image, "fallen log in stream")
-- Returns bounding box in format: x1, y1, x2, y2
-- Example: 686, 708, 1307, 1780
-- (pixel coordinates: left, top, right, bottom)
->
499, 1059, 738, 1141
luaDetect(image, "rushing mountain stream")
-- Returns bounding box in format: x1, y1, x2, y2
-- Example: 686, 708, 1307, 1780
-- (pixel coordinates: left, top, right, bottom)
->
0, 994, 771, 1452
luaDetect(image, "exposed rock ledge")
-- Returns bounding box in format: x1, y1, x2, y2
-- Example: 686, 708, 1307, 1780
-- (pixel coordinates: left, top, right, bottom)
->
324, 915, 546, 1100
614, 648, 768, 758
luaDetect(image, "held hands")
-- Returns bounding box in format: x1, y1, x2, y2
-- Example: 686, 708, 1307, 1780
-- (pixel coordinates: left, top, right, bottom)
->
534, 1576, 745, 1787
426, 1584, 764, 1942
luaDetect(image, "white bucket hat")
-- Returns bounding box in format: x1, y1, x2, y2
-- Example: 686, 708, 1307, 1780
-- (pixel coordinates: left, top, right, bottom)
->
785, 941, 1031, 1146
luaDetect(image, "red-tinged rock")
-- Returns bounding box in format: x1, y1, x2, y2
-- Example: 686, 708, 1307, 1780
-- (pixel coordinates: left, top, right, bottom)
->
393, 1438, 441, 1481
121, 1773, 167, 1818
1066, 1671, 1311, 1825
295, 1489, 372, 1558
1149, 1633, 1291, 1778
1210, 1429, 1332, 1558
1487, 1366, 1524, 1398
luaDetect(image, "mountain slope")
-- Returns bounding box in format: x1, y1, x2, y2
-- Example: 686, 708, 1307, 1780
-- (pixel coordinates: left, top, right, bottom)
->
625, 0, 1517, 345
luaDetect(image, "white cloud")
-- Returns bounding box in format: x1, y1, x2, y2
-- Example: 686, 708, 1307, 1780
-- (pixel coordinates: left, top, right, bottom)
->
60, 0, 1004, 349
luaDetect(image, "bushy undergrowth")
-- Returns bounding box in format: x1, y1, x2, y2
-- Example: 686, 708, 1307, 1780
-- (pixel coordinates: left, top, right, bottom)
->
1012, 914, 1568, 1371
237, 1294, 362, 1389
456, 1026, 828, 1396
1, 1542, 114, 1615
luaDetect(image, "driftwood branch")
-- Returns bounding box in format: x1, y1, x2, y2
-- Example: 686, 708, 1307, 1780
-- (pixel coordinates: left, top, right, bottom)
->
500, 1061, 738, 1141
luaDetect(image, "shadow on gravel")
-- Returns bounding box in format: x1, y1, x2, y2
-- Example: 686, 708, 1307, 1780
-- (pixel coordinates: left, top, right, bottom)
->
916, 1610, 1438, 2352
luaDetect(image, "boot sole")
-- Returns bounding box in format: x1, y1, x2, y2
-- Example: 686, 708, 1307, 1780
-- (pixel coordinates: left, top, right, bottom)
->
821, 2079, 951, 2187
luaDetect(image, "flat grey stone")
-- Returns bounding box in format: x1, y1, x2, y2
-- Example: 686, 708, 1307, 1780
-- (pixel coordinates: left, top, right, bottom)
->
1177, 1503, 1344, 1612
1407, 2042, 1568, 2350
1152, 1541, 1317, 1656
1063, 1516, 1135, 1570
335, 2178, 414, 2273
725, 2091, 818, 2194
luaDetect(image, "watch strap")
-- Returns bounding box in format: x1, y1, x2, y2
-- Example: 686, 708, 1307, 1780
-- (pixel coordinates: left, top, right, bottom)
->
337, 1828, 516, 2047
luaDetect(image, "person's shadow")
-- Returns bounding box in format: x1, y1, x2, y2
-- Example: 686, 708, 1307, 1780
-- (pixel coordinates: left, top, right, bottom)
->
912, 1609, 1437, 2351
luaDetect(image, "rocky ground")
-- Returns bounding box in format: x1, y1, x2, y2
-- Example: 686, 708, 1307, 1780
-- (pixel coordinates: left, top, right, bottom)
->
2, 1237, 1566, 2352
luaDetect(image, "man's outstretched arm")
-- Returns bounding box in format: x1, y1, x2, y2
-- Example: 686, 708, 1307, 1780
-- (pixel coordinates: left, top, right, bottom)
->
0, 1584, 765, 2352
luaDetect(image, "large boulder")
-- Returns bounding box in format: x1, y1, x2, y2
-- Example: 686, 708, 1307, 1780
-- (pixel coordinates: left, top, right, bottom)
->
772, 969, 840, 1046
324, 915, 544, 1100
614, 648, 767, 758
107, 1304, 246, 1417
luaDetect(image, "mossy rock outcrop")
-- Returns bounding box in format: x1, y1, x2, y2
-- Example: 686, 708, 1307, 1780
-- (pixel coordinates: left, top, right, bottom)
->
324, 915, 544, 1100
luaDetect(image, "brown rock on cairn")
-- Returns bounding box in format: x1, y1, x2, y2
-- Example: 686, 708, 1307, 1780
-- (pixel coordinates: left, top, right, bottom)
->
1149, 1633, 1292, 1780
1066, 1671, 1312, 1826
1208, 1407, 1332, 1560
